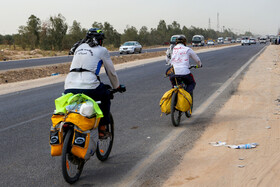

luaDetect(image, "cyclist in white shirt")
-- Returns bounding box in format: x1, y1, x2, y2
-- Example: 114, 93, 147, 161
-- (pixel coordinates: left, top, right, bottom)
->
65, 28, 125, 138
169, 35, 202, 115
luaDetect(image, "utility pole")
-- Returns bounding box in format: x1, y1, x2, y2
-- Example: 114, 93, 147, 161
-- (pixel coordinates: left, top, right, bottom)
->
208, 18, 211, 30
217, 12, 220, 32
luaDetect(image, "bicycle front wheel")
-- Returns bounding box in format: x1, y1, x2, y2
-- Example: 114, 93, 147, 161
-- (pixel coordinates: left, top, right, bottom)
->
62, 129, 85, 184
171, 91, 182, 127
96, 113, 114, 161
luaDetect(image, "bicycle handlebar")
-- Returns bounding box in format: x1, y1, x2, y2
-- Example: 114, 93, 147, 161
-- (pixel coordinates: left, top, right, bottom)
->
189, 65, 202, 69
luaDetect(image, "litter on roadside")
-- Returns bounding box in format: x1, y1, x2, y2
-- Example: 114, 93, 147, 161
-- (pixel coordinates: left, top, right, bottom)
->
228, 143, 258, 149
238, 165, 245, 168
209, 141, 227, 146
209, 141, 259, 149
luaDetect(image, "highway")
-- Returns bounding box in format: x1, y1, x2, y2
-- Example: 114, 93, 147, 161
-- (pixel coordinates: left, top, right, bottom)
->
0, 47, 167, 71
0, 44, 266, 186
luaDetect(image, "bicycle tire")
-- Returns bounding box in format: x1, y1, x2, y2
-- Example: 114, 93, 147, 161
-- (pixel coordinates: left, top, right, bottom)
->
62, 129, 85, 184
96, 113, 114, 161
171, 91, 182, 127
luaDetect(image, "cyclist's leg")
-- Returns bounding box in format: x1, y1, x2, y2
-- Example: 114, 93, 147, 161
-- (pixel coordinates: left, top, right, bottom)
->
86, 83, 111, 138
182, 74, 196, 115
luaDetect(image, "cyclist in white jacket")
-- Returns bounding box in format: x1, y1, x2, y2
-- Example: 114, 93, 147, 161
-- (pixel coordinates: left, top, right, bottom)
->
65, 28, 125, 138
169, 35, 202, 116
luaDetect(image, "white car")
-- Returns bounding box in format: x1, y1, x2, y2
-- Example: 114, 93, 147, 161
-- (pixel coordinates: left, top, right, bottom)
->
119, 41, 142, 54
207, 40, 215, 45
236, 38, 241, 43
250, 38, 256, 44
241, 36, 250, 45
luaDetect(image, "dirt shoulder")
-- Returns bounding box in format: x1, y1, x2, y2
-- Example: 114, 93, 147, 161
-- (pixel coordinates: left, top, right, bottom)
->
163, 45, 280, 187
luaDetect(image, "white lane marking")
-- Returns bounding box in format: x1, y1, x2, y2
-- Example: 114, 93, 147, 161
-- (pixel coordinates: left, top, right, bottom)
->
116, 46, 267, 187
0, 113, 51, 133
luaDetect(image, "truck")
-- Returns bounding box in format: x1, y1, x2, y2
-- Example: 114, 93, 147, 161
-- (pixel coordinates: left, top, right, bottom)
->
192, 35, 205, 47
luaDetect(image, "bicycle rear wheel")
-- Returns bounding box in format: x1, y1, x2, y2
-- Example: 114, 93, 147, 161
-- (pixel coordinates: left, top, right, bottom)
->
62, 129, 85, 184
96, 113, 114, 161
171, 92, 182, 127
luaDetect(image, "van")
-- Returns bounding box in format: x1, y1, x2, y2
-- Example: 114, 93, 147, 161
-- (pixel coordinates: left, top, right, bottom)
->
192, 35, 205, 47
259, 37, 267, 44
217, 37, 224, 44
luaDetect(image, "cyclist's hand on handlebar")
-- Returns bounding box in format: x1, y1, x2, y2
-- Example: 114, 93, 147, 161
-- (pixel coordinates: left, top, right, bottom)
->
190, 64, 202, 69
117, 84, 126, 93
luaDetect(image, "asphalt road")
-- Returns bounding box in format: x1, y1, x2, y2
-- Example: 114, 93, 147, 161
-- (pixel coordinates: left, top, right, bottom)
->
0, 44, 266, 186
0, 47, 167, 71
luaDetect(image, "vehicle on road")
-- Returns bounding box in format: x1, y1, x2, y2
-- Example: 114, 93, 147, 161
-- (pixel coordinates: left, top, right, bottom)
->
241, 36, 250, 45
217, 37, 224, 44
236, 38, 241, 43
225, 37, 232, 43
170, 35, 184, 45
250, 38, 257, 44
192, 35, 205, 47
207, 40, 215, 45
50, 85, 124, 184
231, 39, 236, 43
259, 37, 267, 44
119, 41, 142, 54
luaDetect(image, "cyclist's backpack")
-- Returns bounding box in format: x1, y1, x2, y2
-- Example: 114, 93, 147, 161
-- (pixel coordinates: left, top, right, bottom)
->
176, 88, 192, 112
71, 127, 99, 160
159, 88, 175, 114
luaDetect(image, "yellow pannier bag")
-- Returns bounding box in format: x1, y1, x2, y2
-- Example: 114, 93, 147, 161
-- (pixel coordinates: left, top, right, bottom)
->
71, 129, 90, 159
51, 114, 65, 128
50, 127, 63, 156
71, 128, 98, 160
159, 88, 175, 114
176, 88, 192, 112
64, 113, 100, 131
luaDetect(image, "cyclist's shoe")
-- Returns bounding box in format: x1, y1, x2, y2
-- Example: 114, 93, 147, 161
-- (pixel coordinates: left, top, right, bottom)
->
185, 109, 192, 118
98, 125, 110, 139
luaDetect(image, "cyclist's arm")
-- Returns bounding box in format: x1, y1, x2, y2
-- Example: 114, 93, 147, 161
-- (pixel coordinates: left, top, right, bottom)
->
101, 48, 120, 89
166, 48, 171, 65
189, 48, 202, 67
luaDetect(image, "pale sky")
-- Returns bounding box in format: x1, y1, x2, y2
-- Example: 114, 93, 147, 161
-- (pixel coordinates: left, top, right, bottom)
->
1, 0, 279, 36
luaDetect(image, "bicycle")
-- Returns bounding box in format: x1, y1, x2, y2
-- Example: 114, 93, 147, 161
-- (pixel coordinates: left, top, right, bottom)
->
58, 85, 122, 184
166, 65, 199, 127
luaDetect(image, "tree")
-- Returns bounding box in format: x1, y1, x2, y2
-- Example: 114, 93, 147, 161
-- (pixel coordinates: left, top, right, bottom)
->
16, 25, 29, 49
244, 31, 253, 37
69, 20, 85, 41
39, 21, 52, 50
157, 20, 168, 43
121, 26, 138, 43
102, 22, 121, 48
26, 15, 41, 48
67, 20, 87, 48
91, 21, 104, 30
49, 14, 68, 50
138, 26, 150, 45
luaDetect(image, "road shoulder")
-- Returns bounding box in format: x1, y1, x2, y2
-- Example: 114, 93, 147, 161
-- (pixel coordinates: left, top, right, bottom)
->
163, 45, 280, 186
